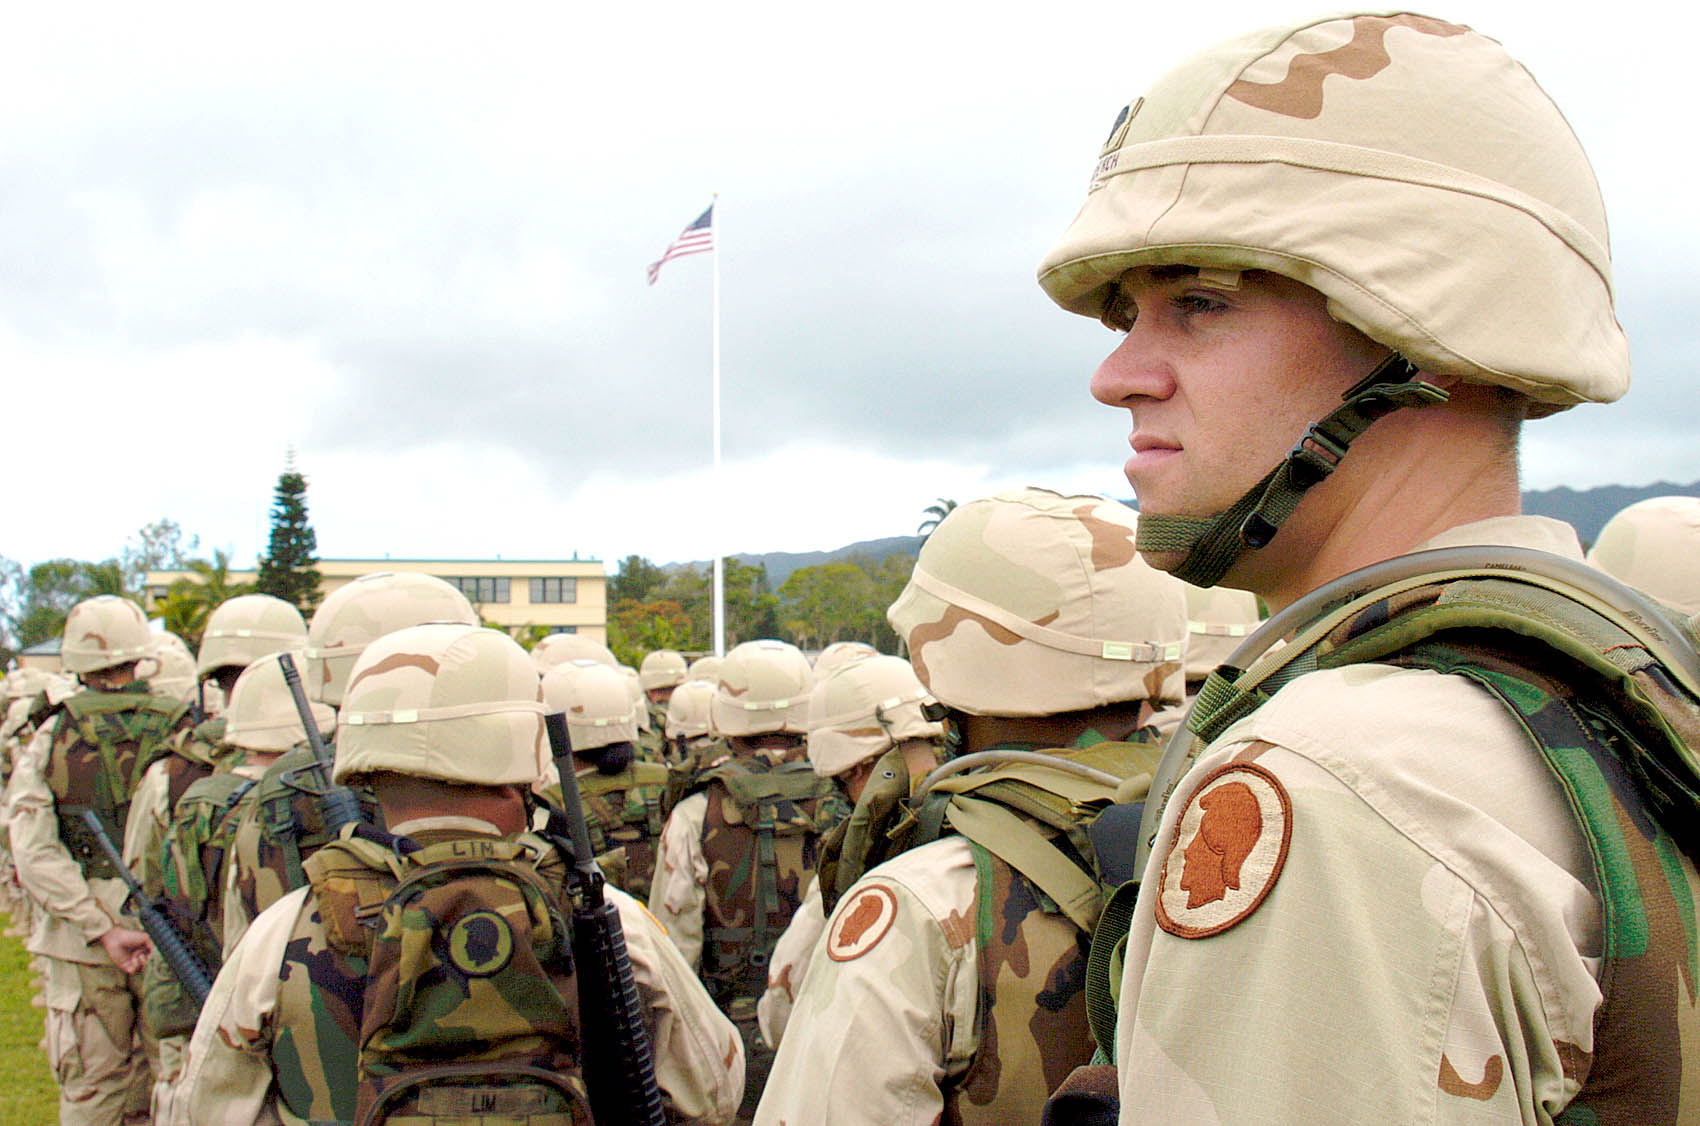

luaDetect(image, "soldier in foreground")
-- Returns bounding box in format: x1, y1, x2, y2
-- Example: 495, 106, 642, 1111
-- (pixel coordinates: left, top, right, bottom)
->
173, 623, 743, 1124
755, 489, 1187, 1124
10, 596, 194, 1125
1034, 12, 1700, 1121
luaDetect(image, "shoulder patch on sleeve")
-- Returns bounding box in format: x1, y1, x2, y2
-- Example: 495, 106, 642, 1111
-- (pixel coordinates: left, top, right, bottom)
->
1154, 762, 1291, 939
826, 884, 899, 962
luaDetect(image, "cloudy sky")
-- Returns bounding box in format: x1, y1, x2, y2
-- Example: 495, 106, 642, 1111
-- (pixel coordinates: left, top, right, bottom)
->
6, 2, 1697, 575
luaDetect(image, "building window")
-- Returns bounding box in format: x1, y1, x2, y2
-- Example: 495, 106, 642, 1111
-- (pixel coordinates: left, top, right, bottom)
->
529, 577, 578, 604
444, 577, 510, 604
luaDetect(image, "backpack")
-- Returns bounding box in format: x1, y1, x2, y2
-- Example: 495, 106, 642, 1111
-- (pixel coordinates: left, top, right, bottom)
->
1073, 547, 1700, 1121
697, 757, 844, 1003
252, 745, 384, 891
305, 829, 592, 1126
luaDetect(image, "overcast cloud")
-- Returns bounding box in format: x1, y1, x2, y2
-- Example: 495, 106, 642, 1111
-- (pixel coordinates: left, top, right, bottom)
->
5, 2, 1697, 572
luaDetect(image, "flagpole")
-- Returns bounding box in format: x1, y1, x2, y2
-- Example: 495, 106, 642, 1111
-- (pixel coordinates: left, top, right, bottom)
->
710, 191, 724, 657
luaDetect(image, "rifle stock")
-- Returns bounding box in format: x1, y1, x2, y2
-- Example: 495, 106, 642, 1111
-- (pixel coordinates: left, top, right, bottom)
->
77, 810, 214, 1006
544, 711, 667, 1126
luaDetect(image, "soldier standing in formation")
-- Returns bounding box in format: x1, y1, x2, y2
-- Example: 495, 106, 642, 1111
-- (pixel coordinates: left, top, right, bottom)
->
1033, 11, 1700, 1121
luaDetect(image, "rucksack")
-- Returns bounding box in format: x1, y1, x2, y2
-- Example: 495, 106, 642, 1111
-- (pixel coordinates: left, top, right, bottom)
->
306, 829, 592, 1126
697, 757, 844, 1003
1072, 547, 1700, 1120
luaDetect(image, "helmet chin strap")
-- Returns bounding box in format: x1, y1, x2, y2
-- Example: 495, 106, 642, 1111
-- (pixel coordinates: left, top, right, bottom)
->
1133, 354, 1449, 587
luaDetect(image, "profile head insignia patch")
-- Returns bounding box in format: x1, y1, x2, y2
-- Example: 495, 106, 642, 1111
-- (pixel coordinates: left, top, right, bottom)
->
826, 884, 899, 962
1155, 762, 1291, 939
447, 910, 515, 977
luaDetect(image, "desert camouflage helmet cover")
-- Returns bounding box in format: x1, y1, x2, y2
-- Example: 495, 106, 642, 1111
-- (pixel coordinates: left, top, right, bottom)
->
335, 623, 546, 788
619, 665, 653, 731
1587, 496, 1700, 617
225, 649, 337, 752
811, 641, 879, 681
665, 677, 716, 739
1038, 12, 1626, 414
807, 654, 942, 778
141, 632, 199, 704
197, 593, 308, 675
711, 639, 814, 737
61, 595, 154, 674
530, 632, 618, 674
638, 649, 687, 691
684, 655, 723, 684
2, 666, 58, 703
541, 662, 638, 751
304, 572, 479, 707
888, 488, 1189, 716
1181, 583, 1263, 681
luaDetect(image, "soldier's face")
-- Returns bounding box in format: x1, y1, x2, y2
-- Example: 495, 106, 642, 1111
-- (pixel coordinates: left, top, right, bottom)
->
1090, 267, 1386, 523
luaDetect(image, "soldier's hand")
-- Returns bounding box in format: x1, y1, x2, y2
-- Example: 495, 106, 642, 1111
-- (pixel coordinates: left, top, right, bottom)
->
97, 926, 152, 974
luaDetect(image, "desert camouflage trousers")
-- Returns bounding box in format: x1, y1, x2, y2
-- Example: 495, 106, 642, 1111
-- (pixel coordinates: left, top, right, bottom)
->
42, 955, 154, 1125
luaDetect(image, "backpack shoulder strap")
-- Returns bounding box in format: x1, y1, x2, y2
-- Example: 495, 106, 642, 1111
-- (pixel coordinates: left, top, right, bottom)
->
304, 832, 406, 957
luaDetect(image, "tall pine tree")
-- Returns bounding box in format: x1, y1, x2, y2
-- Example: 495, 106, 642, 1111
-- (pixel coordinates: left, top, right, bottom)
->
255, 452, 322, 613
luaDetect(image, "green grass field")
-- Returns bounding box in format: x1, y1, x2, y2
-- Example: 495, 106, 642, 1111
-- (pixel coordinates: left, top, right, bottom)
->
0, 913, 63, 1120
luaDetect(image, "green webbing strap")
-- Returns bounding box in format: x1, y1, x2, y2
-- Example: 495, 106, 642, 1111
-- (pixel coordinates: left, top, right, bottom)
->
944, 798, 1104, 933
1134, 355, 1447, 587
1085, 879, 1140, 1055
967, 840, 995, 953
751, 798, 779, 987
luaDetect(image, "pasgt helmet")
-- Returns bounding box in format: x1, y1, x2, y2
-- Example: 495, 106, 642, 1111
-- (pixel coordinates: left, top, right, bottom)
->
335, 624, 546, 788
197, 594, 308, 676
811, 641, 878, 681
807, 654, 942, 778
542, 662, 638, 752
304, 572, 479, 707
665, 678, 716, 739
61, 596, 154, 674
1038, 13, 1626, 585
684, 655, 723, 684
142, 632, 199, 704
638, 649, 687, 691
225, 650, 336, 752
531, 633, 618, 674
620, 666, 651, 732
711, 640, 813, 737
887, 488, 1189, 716
1587, 496, 1700, 617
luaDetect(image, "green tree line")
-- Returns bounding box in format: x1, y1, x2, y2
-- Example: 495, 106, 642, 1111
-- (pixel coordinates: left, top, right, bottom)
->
603, 552, 916, 667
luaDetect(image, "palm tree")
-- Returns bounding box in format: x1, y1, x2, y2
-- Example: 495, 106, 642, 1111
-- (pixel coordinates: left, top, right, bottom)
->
153, 549, 254, 649
917, 498, 958, 537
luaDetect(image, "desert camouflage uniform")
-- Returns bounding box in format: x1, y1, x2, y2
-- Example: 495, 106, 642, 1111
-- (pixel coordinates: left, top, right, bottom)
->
11, 675, 192, 1125
173, 813, 745, 1124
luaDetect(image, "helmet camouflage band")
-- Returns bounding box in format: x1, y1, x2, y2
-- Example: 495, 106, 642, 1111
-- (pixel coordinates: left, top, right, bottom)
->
1586, 496, 1700, 617
807, 654, 942, 778
335, 624, 546, 788
666, 678, 716, 739
61, 596, 154, 674
197, 594, 309, 676
684, 655, 723, 684
225, 650, 337, 752
531, 633, 619, 674
1181, 583, 1263, 682
887, 488, 1189, 716
811, 641, 879, 681
141, 632, 199, 704
711, 639, 813, 737
304, 572, 479, 707
542, 663, 638, 752
638, 649, 688, 691
1038, 12, 1625, 414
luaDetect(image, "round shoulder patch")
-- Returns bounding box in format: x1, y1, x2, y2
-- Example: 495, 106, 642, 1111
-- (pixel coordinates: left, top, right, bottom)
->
447, 910, 515, 977
826, 884, 899, 962
1154, 762, 1291, 940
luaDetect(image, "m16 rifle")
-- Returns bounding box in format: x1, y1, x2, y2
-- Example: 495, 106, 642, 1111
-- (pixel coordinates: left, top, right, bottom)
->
275, 651, 363, 833
78, 810, 214, 1006
544, 711, 667, 1126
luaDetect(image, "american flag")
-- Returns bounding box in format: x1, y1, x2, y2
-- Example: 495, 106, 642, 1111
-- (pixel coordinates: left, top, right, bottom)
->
646, 204, 715, 285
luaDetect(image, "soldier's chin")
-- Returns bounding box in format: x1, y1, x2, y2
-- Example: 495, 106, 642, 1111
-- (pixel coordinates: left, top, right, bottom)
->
1137, 548, 1189, 574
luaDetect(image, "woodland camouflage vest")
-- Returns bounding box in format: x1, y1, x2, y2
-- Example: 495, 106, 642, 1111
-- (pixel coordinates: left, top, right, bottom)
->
46, 685, 187, 878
